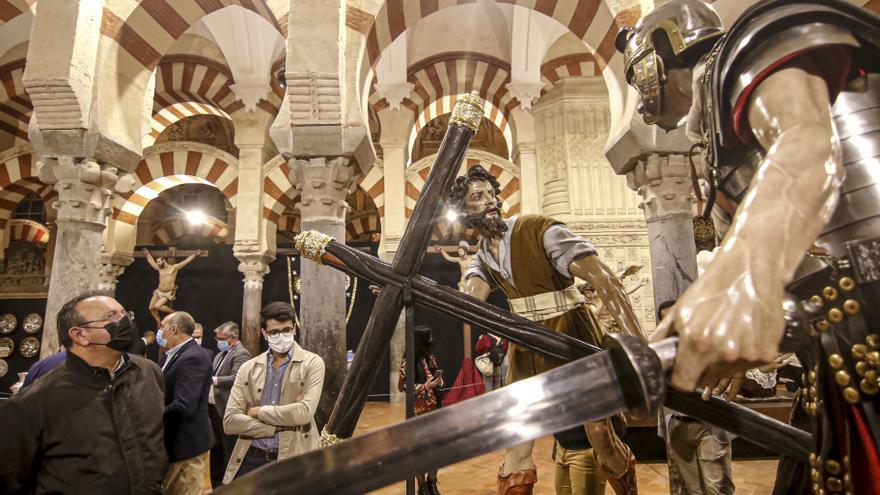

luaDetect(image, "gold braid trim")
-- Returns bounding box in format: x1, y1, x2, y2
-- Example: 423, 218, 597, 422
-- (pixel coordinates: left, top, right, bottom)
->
449, 91, 485, 132
294, 230, 332, 263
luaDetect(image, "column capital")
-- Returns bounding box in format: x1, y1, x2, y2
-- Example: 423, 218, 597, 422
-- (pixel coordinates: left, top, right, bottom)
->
36, 156, 134, 225
628, 152, 695, 221
97, 263, 126, 293
289, 156, 356, 221
235, 248, 274, 290
375, 82, 414, 112
506, 81, 544, 110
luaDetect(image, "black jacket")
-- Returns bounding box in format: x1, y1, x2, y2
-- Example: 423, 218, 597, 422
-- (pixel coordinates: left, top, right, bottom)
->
0, 351, 167, 494
162, 339, 214, 461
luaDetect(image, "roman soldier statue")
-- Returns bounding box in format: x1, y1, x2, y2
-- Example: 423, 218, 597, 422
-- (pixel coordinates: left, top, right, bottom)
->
617, 1, 880, 493
449, 164, 644, 495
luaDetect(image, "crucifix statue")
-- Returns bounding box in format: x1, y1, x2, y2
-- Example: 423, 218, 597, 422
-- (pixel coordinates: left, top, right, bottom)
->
141, 247, 202, 323
434, 241, 474, 290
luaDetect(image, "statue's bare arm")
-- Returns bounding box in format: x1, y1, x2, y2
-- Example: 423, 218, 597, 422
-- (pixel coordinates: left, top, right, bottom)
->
656, 65, 845, 391
570, 255, 644, 339
461, 275, 491, 301
438, 249, 456, 263
142, 248, 159, 271
174, 249, 202, 270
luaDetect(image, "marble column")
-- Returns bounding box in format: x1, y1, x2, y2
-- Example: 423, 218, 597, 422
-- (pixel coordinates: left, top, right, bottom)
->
606, 118, 698, 323
291, 156, 356, 425
236, 252, 271, 355
630, 153, 698, 305
37, 156, 123, 357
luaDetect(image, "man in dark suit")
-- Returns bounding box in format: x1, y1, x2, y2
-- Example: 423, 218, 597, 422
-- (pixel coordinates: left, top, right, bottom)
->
128, 330, 155, 357
157, 311, 213, 495
207, 322, 251, 487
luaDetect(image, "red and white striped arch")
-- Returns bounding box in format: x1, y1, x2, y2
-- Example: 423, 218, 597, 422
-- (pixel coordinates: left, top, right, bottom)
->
368, 52, 517, 158
113, 145, 239, 226
100, 1, 281, 73
262, 155, 297, 225
147, 56, 284, 145
0, 0, 34, 26
0, 176, 55, 230
0, 59, 30, 143
9, 219, 49, 244
151, 216, 229, 245
405, 149, 520, 219
407, 94, 513, 161
541, 53, 599, 91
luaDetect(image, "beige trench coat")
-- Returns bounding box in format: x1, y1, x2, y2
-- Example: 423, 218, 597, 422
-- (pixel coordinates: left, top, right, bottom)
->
222, 343, 325, 484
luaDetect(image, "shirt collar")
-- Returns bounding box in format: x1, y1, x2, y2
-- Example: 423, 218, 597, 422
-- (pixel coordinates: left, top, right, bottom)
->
165, 337, 193, 359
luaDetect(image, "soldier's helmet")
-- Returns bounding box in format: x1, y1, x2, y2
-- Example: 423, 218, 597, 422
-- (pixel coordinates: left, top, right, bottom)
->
616, 0, 723, 125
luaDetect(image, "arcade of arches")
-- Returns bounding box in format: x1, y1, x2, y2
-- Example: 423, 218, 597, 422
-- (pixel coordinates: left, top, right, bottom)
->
3, 0, 879, 493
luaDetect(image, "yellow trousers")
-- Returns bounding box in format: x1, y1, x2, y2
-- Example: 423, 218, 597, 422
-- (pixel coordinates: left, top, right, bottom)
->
162, 451, 208, 495
554, 445, 606, 495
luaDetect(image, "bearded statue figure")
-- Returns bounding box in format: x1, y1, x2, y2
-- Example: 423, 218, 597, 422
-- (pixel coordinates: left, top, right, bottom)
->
449, 164, 646, 495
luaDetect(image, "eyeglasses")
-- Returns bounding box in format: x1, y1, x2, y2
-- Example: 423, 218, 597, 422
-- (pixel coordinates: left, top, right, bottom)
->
79, 310, 134, 329
264, 327, 295, 337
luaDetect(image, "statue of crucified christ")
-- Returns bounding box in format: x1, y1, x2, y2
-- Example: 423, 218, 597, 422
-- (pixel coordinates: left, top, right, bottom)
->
142, 247, 201, 323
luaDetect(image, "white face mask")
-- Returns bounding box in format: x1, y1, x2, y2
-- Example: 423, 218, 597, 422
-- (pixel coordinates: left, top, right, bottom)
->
195, 337, 202, 345
267, 332, 294, 354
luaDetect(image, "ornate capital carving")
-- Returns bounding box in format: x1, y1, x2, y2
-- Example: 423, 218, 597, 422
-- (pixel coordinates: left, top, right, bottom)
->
375, 82, 414, 111
230, 81, 269, 113
235, 250, 272, 290
627, 153, 695, 221
506, 81, 544, 110
98, 263, 126, 292
289, 156, 356, 220
36, 156, 121, 225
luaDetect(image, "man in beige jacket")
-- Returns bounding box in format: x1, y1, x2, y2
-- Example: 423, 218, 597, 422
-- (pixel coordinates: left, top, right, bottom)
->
222, 302, 325, 483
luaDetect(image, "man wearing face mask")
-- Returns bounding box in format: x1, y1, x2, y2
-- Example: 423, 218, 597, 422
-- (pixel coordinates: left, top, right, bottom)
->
0, 292, 167, 494
223, 301, 325, 483
157, 311, 214, 495
208, 321, 251, 487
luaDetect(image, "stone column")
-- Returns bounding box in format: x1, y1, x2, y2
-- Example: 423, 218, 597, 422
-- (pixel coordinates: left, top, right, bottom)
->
236, 252, 272, 355
606, 117, 699, 325
630, 153, 698, 305
37, 157, 123, 356
516, 142, 541, 215
291, 157, 356, 425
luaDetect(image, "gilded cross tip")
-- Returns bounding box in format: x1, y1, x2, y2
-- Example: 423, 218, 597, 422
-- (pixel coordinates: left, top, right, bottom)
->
449, 91, 485, 132
294, 230, 333, 263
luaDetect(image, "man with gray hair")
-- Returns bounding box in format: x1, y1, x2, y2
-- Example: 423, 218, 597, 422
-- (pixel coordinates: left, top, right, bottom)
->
209, 322, 251, 486
157, 311, 213, 495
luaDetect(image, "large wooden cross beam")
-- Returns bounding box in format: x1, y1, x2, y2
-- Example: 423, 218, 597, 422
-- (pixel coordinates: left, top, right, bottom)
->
311, 93, 484, 443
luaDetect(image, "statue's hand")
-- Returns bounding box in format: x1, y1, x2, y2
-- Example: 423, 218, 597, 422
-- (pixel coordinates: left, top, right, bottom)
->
652, 248, 784, 392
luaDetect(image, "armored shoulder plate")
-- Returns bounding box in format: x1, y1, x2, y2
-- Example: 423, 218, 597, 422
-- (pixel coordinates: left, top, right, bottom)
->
706, 0, 880, 157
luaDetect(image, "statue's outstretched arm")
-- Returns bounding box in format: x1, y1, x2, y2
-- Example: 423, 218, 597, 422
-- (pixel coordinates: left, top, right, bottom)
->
570, 255, 644, 339
142, 248, 159, 270
655, 65, 844, 392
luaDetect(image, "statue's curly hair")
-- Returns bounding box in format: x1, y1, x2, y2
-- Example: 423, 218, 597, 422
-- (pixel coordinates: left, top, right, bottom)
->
447, 164, 502, 213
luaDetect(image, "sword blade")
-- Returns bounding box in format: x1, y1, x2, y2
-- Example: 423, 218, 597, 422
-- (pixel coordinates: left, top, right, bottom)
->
216, 351, 628, 495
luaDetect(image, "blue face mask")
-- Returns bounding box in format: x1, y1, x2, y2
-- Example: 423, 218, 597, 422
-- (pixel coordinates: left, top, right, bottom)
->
217, 340, 230, 352
156, 328, 167, 347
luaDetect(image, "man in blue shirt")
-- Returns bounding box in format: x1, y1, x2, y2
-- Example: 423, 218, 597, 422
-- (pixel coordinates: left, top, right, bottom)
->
222, 302, 325, 483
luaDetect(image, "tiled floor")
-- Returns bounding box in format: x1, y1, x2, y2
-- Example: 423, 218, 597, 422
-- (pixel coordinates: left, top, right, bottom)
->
357, 402, 779, 495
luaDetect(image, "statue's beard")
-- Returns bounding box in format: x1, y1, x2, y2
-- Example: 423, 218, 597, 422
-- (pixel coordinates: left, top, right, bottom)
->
463, 206, 508, 237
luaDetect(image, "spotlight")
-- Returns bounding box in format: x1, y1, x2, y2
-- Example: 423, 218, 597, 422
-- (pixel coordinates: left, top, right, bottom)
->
445, 209, 458, 222
186, 210, 207, 225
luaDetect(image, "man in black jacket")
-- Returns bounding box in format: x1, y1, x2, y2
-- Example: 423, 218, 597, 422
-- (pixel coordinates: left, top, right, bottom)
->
128, 330, 155, 357
157, 311, 214, 494
0, 292, 167, 494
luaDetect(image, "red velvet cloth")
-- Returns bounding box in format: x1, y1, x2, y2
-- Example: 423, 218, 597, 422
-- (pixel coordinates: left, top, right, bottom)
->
442, 357, 485, 406
848, 404, 880, 495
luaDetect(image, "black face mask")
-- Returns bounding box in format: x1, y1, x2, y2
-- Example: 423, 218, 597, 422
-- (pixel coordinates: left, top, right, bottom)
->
102, 315, 138, 352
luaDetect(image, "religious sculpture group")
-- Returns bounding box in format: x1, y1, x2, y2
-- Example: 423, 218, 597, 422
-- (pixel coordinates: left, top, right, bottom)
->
213, 1, 880, 494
